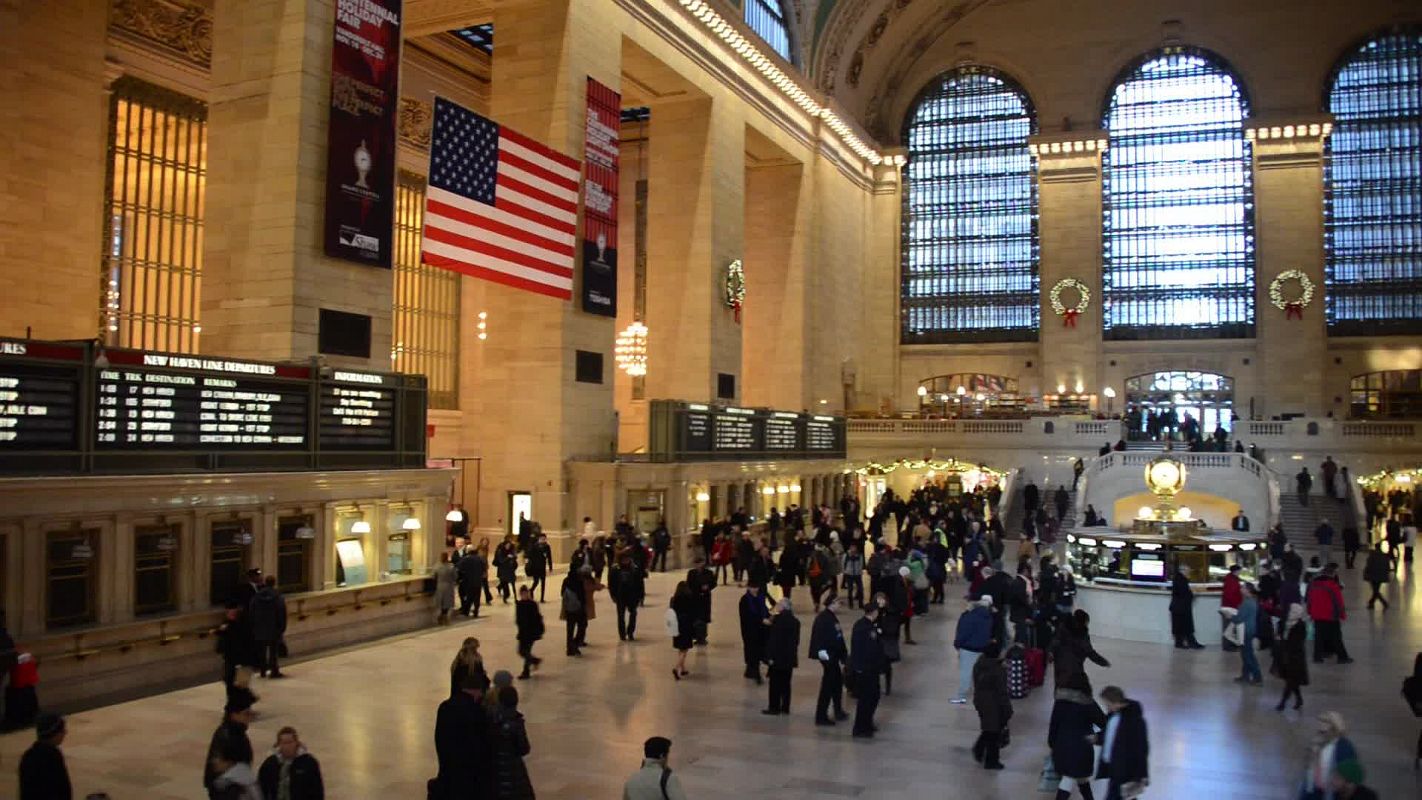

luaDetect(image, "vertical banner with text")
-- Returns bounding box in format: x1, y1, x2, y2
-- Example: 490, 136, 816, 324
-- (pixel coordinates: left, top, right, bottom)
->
323, 0, 403, 268
581, 78, 621, 316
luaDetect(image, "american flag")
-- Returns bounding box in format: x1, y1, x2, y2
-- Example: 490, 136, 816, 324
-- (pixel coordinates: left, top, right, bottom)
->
421, 97, 580, 300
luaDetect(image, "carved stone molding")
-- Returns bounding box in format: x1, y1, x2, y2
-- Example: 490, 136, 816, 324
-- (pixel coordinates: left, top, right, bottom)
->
109, 0, 213, 70
398, 98, 433, 150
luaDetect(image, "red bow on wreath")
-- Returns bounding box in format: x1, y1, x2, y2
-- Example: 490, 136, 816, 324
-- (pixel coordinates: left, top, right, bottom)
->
1285, 302, 1303, 320
1063, 309, 1079, 328
732, 300, 742, 324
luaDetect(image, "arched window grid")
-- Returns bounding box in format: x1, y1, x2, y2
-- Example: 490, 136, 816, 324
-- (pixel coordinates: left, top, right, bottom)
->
900, 66, 1040, 344
744, 0, 793, 65
1101, 47, 1256, 341
1324, 29, 1422, 335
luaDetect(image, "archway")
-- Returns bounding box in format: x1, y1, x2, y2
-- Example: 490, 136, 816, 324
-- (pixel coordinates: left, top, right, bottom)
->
1124, 371, 1235, 443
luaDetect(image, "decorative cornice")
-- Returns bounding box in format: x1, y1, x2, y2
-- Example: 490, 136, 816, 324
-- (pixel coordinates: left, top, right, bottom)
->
845, 0, 916, 89
862, 0, 990, 140
109, 0, 212, 71
398, 97, 433, 150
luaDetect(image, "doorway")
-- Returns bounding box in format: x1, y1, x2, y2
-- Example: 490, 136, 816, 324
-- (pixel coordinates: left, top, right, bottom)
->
1124, 371, 1234, 442
508, 492, 532, 539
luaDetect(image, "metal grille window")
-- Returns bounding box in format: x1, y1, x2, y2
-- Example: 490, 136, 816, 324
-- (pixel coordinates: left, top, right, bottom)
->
1350, 370, 1422, 419
276, 516, 314, 594
1325, 31, 1422, 335
209, 519, 251, 607
901, 67, 1039, 344
745, 0, 792, 64
1102, 48, 1255, 340
47, 529, 97, 628
393, 172, 460, 410
102, 76, 207, 352
134, 524, 178, 615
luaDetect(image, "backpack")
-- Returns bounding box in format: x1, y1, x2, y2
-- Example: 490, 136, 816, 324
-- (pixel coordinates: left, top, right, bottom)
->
561, 585, 582, 615
808, 554, 823, 579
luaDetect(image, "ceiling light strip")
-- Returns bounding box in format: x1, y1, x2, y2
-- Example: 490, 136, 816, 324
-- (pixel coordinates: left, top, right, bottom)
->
677, 0, 885, 166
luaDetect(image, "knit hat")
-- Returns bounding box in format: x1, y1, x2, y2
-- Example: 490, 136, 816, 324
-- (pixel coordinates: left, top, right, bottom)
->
35, 712, 65, 739
898, 566, 910, 577
492, 670, 514, 689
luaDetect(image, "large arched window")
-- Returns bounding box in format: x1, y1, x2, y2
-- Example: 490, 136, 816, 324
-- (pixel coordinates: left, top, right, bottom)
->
744, 0, 793, 64
1325, 30, 1422, 335
1102, 48, 1255, 340
901, 66, 1039, 344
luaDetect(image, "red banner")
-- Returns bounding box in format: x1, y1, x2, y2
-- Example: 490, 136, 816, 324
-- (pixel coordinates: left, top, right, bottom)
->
322, 0, 403, 268
581, 78, 620, 316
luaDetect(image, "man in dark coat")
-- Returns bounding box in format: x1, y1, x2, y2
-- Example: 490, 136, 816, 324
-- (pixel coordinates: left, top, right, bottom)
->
434, 667, 495, 800
1169, 565, 1203, 649
248, 576, 288, 678
609, 554, 646, 641
1231, 509, 1250, 532
1054, 486, 1070, 522
849, 603, 886, 738
762, 599, 801, 715
19, 713, 71, 800
971, 643, 1011, 770
686, 560, 717, 645
1023, 480, 1040, 514
257, 726, 325, 800
524, 534, 552, 603
457, 546, 486, 617
560, 568, 589, 656
204, 691, 255, 798
809, 595, 850, 725
651, 521, 671, 572
1097, 686, 1149, 800
1363, 543, 1391, 609
738, 583, 772, 683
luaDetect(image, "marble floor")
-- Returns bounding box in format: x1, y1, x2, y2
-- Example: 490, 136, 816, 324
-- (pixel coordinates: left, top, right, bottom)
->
4, 557, 1421, 799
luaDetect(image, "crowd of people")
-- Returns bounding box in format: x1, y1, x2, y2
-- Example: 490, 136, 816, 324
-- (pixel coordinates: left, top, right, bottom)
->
8, 459, 1419, 799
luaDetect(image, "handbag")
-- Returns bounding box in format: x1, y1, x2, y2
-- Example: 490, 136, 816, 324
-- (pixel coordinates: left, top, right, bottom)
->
1038, 754, 1060, 792
561, 586, 582, 615
1223, 621, 1243, 646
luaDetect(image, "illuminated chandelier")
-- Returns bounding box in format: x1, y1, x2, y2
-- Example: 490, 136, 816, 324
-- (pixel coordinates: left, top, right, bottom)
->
614, 321, 648, 377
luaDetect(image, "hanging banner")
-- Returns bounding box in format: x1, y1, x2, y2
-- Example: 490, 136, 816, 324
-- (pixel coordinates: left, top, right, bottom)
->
322, 0, 403, 268
581, 78, 621, 316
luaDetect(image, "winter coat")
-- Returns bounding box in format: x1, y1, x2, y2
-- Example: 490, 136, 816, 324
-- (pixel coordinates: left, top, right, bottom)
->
18, 740, 71, 800
972, 655, 1013, 733
739, 592, 771, 648
248, 587, 287, 643
524, 545, 551, 578
1305, 577, 1346, 622
257, 750, 325, 800
1276, 620, 1309, 685
494, 545, 519, 583
1363, 550, 1391, 584
1168, 573, 1194, 613
1220, 573, 1243, 610
557, 574, 586, 622
491, 707, 535, 800
953, 606, 993, 653
204, 719, 253, 793
764, 611, 801, 670
609, 564, 646, 606
515, 599, 545, 643
623, 760, 689, 800
1096, 700, 1149, 784
849, 616, 886, 676
434, 691, 496, 799
808, 609, 847, 662
1048, 690, 1104, 780
435, 563, 457, 611
1053, 620, 1109, 693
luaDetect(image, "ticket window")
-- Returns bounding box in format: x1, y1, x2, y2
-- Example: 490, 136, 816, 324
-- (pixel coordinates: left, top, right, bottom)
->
209, 519, 252, 606
387, 532, 412, 575
47, 529, 97, 629
276, 516, 314, 594
134, 524, 178, 616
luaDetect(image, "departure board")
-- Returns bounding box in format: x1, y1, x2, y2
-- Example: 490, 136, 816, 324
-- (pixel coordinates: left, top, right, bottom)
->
648, 400, 846, 461
0, 340, 84, 450
764, 412, 800, 450
319, 371, 396, 448
94, 350, 309, 449
0, 339, 428, 475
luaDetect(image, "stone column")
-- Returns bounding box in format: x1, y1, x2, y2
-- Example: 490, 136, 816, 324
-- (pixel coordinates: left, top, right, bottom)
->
743, 162, 810, 408
644, 96, 746, 402
1250, 120, 1330, 417
475, 0, 620, 552
1032, 134, 1107, 400
203, 0, 392, 365
0, 0, 107, 340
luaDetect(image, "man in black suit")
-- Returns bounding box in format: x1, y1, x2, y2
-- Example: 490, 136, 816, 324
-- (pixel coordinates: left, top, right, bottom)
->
1231, 509, 1251, 532
809, 595, 850, 725
762, 598, 801, 715
849, 602, 886, 738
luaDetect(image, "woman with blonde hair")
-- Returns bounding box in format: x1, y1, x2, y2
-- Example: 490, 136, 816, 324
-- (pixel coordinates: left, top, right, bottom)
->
449, 637, 482, 698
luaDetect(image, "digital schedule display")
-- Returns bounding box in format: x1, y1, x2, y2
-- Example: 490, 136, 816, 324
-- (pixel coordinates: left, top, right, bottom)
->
0, 341, 83, 450
0, 339, 427, 475
94, 351, 309, 449
649, 400, 846, 461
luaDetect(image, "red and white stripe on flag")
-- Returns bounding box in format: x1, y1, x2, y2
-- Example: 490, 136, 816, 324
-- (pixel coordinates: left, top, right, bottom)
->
420, 97, 581, 301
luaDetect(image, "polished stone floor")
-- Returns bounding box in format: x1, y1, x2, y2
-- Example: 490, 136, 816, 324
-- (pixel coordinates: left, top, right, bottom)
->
4, 555, 1421, 799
